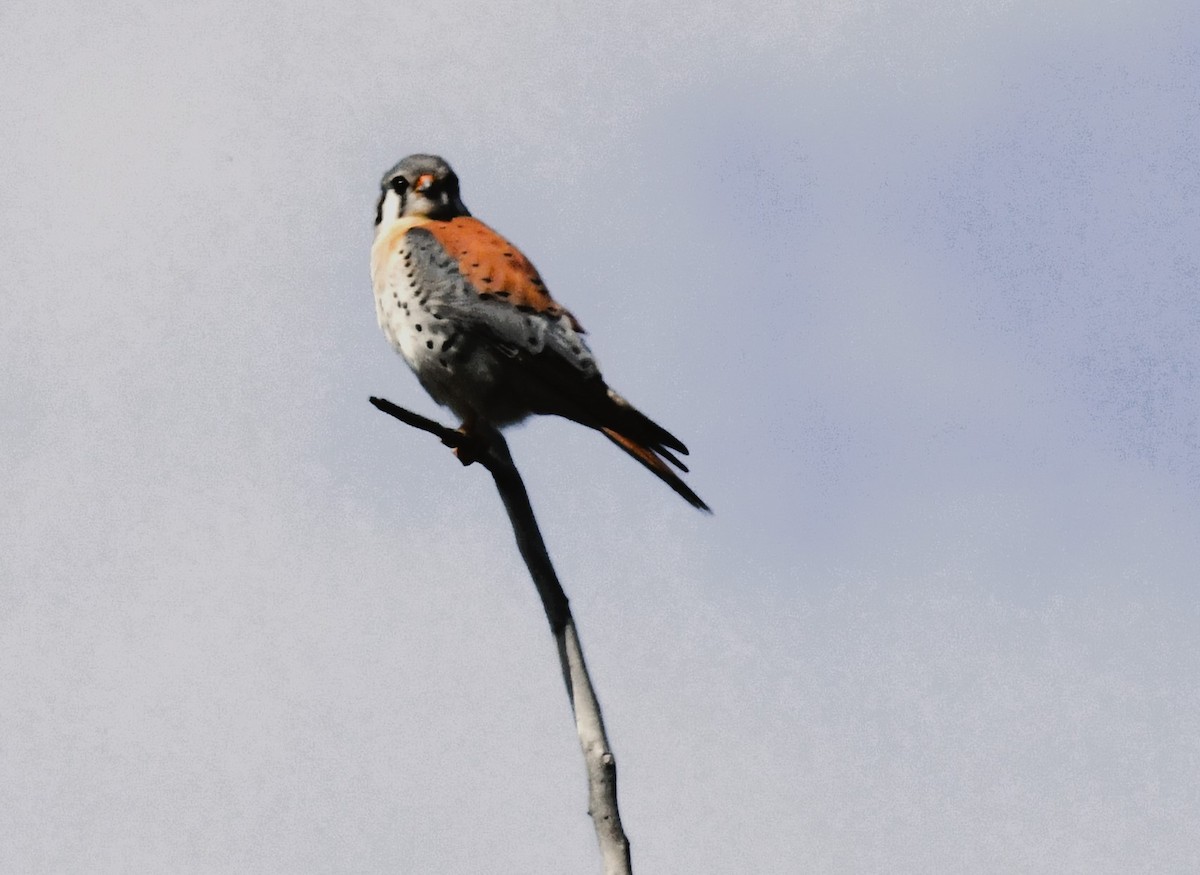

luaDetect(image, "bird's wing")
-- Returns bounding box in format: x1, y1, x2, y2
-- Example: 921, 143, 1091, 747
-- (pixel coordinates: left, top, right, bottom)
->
398, 217, 600, 376
422, 217, 585, 330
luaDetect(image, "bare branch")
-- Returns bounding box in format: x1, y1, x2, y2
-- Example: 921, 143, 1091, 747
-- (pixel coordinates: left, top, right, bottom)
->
369, 396, 465, 446
370, 397, 633, 874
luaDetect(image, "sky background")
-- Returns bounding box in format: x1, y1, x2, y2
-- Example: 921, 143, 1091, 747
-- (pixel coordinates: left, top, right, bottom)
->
2, 1, 1199, 872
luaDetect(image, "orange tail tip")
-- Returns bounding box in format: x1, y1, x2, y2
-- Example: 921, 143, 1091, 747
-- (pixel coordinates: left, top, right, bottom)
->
601, 428, 711, 513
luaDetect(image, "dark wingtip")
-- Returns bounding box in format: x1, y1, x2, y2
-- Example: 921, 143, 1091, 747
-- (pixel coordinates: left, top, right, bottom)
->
675, 479, 711, 514
645, 463, 710, 513
600, 427, 710, 513
657, 445, 689, 473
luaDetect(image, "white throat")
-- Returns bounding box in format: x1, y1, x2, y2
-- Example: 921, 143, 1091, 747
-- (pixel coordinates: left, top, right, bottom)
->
376, 189, 404, 234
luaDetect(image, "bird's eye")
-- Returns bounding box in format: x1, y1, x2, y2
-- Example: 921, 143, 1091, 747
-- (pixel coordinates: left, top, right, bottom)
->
390, 177, 409, 194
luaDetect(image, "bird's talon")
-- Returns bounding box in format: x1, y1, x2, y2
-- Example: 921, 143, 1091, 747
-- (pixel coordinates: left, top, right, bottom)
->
445, 425, 484, 466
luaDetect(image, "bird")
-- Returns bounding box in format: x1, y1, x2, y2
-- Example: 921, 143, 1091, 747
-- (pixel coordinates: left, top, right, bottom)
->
371, 153, 708, 512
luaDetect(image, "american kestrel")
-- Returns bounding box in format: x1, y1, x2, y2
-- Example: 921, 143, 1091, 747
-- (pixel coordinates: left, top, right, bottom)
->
371, 154, 708, 511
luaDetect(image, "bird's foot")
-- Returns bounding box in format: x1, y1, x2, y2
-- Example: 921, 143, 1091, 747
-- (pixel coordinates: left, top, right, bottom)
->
443, 425, 486, 466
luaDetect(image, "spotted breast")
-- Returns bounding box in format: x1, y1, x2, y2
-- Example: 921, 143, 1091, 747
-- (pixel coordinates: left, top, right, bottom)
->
373, 216, 598, 428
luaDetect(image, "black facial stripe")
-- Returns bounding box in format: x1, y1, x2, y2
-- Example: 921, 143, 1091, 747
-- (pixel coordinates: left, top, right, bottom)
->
375, 186, 411, 225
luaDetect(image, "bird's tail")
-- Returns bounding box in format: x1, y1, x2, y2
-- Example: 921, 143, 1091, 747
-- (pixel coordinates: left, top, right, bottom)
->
600, 417, 710, 511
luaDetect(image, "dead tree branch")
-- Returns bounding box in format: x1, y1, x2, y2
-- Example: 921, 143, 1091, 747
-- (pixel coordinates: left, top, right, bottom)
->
370, 396, 632, 875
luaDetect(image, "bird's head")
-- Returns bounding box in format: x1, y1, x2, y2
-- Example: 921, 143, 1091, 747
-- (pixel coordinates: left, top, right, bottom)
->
375, 154, 470, 227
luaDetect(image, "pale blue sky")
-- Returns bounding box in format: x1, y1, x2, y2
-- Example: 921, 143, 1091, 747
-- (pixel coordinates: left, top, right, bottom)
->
2, 1, 1198, 872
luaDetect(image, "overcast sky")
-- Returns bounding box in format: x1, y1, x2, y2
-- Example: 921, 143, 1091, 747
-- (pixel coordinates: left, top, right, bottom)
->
3, 1, 1199, 872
